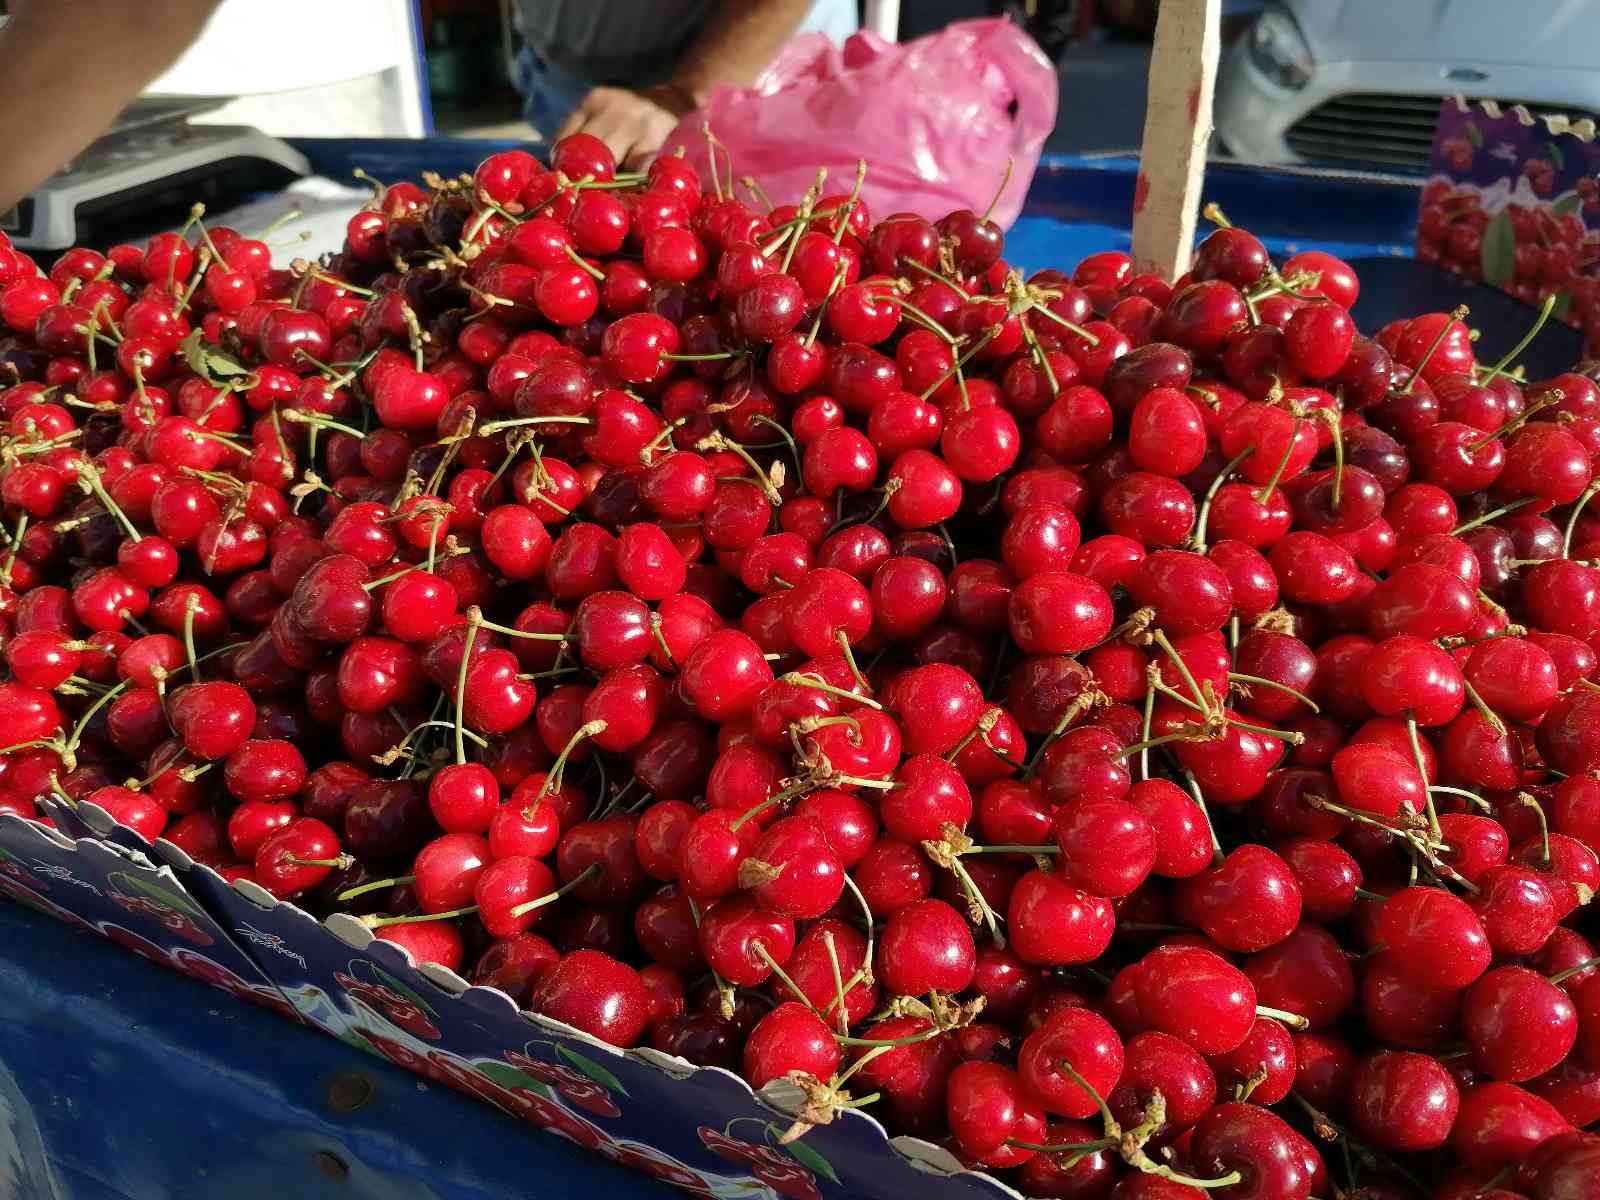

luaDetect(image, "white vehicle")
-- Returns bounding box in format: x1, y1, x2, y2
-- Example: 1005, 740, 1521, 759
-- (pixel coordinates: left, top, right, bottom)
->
1215, 0, 1599, 173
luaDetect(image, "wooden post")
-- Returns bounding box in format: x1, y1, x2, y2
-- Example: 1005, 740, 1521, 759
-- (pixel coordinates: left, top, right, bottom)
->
1130, 0, 1222, 280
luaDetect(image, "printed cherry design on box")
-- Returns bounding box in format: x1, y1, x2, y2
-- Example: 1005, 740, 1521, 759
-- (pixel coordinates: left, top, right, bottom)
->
333, 962, 441, 1040
169, 947, 299, 1020
105, 869, 213, 946
698, 1122, 831, 1200
0, 869, 99, 934
99, 921, 181, 964
505, 1044, 624, 1117
606, 1142, 718, 1195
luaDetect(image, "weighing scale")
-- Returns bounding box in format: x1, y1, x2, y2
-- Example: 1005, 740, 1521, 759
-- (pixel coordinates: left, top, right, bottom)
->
2, 98, 309, 251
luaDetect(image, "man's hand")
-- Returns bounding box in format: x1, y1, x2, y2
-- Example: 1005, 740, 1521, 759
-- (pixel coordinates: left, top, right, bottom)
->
555, 85, 694, 170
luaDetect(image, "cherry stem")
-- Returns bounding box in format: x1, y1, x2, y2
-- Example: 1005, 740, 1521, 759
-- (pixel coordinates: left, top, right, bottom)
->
1151, 630, 1208, 711
902, 257, 972, 301
1400, 305, 1468, 395
1321, 409, 1346, 509
1027, 303, 1101, 345
1483, 293, 1556, 382
1139, 675, 1157, 780
1520, 791, 1553, 868
337, 874, 414, 902
279, 408, 368, 440
918, 326, 999, 401
886, 297, 960, 346
1228, 672, 1319, 712
365, 904, 476, 927
831, 159, 868, 248
780, 671, 879, 710
697, 432, 783, 504
1562, 482, 1600, 559
821, 929, 851, 1036
780, 172, 827, 275
538, 719, 607, 802
76, 462, 141, 542
181, 595, 202, 681
1253, 417, 1304, 507
452, 611, 482, 766
1549, 955, 1600, 985
1467, 391, 1561, 453
507, 862, 602, 919
732, 786, 802, 833
1405, 716, 1444, 839
562, 244, 605, 281
1183, 770, 1225, 864
967, 843, 1060, 855
1255, 1005, 1309, 1029
1022, 690, 1102, 778
945, 707, 1002, 763
1006, 1135, 1117, 1157
753, 943, 825, 1019
982, 158, 1015, 224
834, 630, 870, 693
473, 614, 567, 642
1451, 496, 1534, 536
840, 873, 876, 986
1460, 678, 1507, 736
1113, 731, 1197, 761
479, 415, 594, 436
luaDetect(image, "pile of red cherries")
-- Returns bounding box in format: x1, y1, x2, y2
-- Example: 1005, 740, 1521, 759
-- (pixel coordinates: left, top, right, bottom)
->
2, 134, 1600, 1200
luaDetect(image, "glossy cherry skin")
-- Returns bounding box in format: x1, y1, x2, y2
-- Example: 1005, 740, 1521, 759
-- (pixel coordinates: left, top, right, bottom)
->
876, 898, 976, 997
1349, 1050, 1459, 1151
1018, 1006, 1124, 1119
1190, 1101, 1313, 1200
1462, 965, 1578, 1082
945, 1061, 1046, 1161
532, 950, 648, 1047
1135, 945, 1255, 1055
1173, 845, 1302, 953
1451, 1082, 1573, 1171
743, 1001, 841, 1088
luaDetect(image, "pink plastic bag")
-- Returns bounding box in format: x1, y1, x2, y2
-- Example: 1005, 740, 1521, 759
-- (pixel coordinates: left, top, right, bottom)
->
661, 18, 1057, 231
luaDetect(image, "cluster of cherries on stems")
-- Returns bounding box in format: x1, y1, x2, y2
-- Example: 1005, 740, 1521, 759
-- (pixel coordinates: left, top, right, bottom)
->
2, 132, 1600, 1200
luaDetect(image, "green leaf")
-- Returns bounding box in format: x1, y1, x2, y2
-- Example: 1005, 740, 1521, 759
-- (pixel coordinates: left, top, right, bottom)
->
1551, 291, 1574, 322
476, 1060, 551, 1095
556, 1043, 629, 1096
1464, 122, 1484, 149
781, 1137, 839, 1185
367, 963, 438, 1017
1481, 212, 1517, 287
110, 870, 204, 920
1549, 142, 1567, 172
1554, 193, 1584, 216
180, 328, 249, 383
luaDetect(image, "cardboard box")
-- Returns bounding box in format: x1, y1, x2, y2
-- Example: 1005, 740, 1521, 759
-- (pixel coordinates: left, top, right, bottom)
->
1418, 98, 1600, 356
10, 800, 1021, 1200
0, 809, 293, 1022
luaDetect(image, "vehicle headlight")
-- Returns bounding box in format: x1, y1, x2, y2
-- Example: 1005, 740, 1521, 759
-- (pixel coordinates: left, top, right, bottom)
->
1248, 5, 1313, 91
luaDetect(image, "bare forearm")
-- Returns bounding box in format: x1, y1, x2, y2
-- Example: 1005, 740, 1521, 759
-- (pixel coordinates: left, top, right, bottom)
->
670, 0, 811, 101
0, 0, 222, 215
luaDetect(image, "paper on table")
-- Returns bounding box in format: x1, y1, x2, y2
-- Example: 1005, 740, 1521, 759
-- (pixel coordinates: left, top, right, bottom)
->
194, 176, 372, 260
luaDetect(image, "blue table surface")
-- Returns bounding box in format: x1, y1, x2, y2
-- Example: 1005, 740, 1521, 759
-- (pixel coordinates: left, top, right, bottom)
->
0, 899, 675, 1199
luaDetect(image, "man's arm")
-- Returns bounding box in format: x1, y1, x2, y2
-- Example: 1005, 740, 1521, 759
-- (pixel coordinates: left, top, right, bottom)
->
0, 0, 223, 215
556, 0, 811, 169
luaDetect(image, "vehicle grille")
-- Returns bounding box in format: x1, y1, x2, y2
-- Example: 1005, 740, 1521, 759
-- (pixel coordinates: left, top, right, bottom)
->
1285, 94, 1596, 172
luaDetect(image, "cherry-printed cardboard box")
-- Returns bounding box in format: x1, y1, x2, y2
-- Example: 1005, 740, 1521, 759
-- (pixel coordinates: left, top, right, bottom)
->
14, 797, 1032, 1200
1417, 98, 1600, 355
0, 809, 292, 1021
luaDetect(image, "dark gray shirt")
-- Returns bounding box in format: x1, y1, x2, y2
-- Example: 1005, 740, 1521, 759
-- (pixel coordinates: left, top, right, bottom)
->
517, 0, 717, 86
